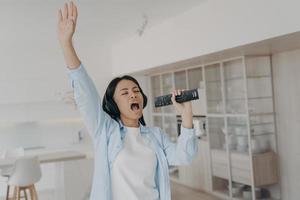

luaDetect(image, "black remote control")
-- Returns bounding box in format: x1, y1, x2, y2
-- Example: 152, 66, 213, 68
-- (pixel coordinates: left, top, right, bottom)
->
154, 88, 199, 108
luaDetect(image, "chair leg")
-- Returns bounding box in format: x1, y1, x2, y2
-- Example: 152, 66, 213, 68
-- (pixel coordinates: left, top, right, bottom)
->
32, 185, 38, 200
28, 185, 38, 200
12, 186, 20, 200
22, 188, 28, 200
12, 186, 18, 200
17, 187, 21, 200
6, 185, 10, 200
29, 186, 34, 200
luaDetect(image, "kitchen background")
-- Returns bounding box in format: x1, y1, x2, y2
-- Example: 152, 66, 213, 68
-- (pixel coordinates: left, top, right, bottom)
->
0, 0, 300, 199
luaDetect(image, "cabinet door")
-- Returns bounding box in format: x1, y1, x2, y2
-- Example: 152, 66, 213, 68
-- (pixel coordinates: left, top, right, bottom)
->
163, 116, 177, 142
205, 63, 223, 114
187, 67, 203, 89
187, 67, 206, 115
150, 75, 162, 113
162, 73, 175, 114
208, 117, 231, 197
223, 59, 246, 114
174, 70, 187, 89
178, 140, 211, 191
152, 115, 163, 129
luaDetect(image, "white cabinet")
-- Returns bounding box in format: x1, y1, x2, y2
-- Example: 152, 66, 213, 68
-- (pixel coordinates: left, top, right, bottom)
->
211, 150, 278, 186
149, 66, 207, 139
206, 56, 280, 200
148, 56, 280, 199
178, 139, 211, 191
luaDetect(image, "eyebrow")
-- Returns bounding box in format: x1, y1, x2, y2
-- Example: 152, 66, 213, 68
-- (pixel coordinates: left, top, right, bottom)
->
120, 86, 139, 91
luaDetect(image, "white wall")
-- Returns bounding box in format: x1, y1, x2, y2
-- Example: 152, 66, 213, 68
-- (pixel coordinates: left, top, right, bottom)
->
0, 0, 113, 155
0, 1, 113, 116
111, 0, 300, 76
272, 49, 300, 200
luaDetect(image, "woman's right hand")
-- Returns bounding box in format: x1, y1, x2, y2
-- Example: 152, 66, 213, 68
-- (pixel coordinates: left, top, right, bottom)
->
57, 1, 78, 47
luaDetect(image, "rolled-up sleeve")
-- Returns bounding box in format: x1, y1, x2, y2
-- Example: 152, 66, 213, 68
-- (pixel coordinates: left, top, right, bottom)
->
161, 125, 198, 166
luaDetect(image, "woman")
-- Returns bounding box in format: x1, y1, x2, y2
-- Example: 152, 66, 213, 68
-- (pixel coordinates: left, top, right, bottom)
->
57, 2, 198, 200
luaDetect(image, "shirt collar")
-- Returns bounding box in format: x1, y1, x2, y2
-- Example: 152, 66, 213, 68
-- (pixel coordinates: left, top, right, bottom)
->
118, 119, 149, 134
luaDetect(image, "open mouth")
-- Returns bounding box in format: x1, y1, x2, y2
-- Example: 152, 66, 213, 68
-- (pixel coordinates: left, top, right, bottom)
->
130, 103, 140, 111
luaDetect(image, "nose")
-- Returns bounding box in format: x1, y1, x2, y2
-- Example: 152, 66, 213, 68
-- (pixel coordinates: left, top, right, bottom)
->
130, 92, 137, 99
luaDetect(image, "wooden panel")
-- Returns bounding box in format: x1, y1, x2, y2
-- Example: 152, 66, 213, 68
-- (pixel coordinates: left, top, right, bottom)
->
253, 151, 279, 186
211, 149, 279, 186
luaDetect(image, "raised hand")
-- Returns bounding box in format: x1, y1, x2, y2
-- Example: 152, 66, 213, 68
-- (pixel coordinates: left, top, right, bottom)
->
57, 1, 80, 69
171, 89, 193, 129
57, 1, 78, 46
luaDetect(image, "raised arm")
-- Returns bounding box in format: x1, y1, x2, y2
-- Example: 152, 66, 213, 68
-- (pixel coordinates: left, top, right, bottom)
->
162, 90, 197, 165
57, 2, 110, 140
57, 2, 81, 69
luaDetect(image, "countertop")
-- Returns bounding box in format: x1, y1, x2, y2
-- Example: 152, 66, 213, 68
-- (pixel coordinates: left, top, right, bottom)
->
0, 142, 94, 168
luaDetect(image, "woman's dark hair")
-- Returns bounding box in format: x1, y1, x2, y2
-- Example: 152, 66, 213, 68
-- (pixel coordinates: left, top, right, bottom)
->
102, 75, 148, 126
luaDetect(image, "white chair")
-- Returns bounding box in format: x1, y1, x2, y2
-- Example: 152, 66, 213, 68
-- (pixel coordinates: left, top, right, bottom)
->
0, 147, 25, 200
8, 156, 41, 200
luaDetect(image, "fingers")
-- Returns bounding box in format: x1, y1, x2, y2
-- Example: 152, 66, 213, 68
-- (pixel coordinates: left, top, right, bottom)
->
73, 2, 78, 22
171, 91, 176, 104
62, 3, 68, 20
173, 89, 185, 96
171, 90, 181, 103
69, 2, 73, 18
61, 2, 77, 21
58, 9, 63, 22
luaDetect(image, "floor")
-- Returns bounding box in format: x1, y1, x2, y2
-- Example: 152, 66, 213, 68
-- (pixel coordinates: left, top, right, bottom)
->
171, 181, 220, 200
1, 182, 220, 200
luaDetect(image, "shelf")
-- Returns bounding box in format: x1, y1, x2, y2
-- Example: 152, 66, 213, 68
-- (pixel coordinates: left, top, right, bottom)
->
248, 96, 273, 100
227, 122, 273, 127
224, 76, 244, 81
249, 112, 274, 116
250, 122, 274, 126
232, 197, 243, 200
151, 113, 175, 116
207, 114, 247, 117
206, 99, 223, 102
225, 98, 246, 101
252, 132, 274, 136
212, 148, 249, 157
206, 80, 222, 83
213, 189, 229, 199
211, 150, 279, 186
247, 75, 271, 79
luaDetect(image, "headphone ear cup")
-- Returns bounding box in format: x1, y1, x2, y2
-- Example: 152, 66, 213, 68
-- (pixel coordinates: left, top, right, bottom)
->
104, 95, 111, 113
103, 94, 119, 116
109, 100, 120, 115
143, 94, 148, 108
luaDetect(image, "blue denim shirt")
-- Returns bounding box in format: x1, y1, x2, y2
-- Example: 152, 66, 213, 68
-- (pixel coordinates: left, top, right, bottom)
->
68, 65, 198, 200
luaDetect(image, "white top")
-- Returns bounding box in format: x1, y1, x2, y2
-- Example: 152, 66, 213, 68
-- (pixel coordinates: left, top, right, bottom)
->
111, 126, 159, 200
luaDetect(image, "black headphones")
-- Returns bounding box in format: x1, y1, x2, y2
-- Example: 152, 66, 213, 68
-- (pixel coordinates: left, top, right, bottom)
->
103, 92, 148, 118
102, 75, 148, 126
